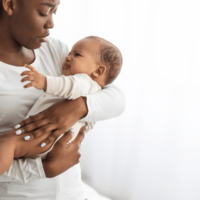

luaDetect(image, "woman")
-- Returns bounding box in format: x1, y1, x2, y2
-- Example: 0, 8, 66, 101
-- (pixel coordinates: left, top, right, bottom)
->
0, 0, 125, 199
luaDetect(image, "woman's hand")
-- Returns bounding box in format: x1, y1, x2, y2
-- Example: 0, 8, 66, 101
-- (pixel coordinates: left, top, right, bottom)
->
14, 97, 88, 147
42, 126, 85, 178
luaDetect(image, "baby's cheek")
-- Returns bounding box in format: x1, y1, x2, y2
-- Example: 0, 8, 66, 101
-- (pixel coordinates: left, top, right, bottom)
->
73, 65, 88, 75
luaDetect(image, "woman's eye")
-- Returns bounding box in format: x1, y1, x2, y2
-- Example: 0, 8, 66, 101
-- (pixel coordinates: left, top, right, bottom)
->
38, 12, 48, 17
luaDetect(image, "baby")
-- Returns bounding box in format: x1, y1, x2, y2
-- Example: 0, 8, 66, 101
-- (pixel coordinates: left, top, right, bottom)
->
0, 36, 123, 175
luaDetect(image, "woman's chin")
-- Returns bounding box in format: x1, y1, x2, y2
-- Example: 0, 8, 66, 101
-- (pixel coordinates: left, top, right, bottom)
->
25, 39, 46, 50
24, 43, 41, 50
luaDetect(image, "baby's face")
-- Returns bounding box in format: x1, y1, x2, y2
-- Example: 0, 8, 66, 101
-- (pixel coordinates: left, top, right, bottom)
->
62, 39, 100, 77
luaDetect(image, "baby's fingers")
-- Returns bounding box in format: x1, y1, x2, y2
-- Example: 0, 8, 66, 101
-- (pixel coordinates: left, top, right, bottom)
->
24, 64, 37, 72
21, 75, 34, 83
24, 82, 34, 88
21, 70, 35, 77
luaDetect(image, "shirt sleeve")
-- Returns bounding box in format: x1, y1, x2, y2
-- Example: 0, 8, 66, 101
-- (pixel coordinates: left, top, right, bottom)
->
46, 74, 101, 100
80, 84, 126, 122
0, 157, 46, 183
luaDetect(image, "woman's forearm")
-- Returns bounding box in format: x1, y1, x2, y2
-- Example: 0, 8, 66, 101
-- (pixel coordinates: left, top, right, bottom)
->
81, 84, 125, 122
72, 97, 88, 119
42, 159, 53, 178
42, 159, 59, 178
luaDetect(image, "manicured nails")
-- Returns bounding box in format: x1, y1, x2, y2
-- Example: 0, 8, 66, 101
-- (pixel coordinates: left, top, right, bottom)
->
24, 135, 31, 141
41, 143, 46, 147
66, 140, 72, 146
15, 124, 21, 129
85, 124, 89, 131
16, 129, 22, 135
68, 128, 75, 133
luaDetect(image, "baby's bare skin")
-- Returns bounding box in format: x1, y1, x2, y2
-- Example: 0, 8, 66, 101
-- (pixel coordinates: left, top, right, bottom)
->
0, 129, 60, 175
2, 129, 54, 158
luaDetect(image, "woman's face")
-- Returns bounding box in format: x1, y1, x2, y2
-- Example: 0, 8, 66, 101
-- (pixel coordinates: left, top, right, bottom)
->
9, 0, 60, 49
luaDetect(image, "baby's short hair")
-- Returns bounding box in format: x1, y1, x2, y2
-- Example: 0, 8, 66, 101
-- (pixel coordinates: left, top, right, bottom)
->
85, 36, 123, 85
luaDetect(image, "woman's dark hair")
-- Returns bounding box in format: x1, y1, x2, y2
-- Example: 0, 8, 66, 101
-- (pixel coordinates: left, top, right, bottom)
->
85, 36, 123, 85
0, 0, 4, 17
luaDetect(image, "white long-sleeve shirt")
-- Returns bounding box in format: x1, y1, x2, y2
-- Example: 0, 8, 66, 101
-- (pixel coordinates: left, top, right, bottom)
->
0, 37, 125, 200
28, 73, 101, 161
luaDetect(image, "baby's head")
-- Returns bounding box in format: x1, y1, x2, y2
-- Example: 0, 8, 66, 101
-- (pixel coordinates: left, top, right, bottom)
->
62, 36, 123, 87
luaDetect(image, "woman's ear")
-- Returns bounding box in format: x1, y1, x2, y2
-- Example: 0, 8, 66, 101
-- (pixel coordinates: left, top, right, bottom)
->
92, 65, 107, 78
2, 0, 16, 16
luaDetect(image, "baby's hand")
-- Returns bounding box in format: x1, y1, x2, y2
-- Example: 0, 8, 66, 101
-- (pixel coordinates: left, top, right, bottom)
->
21, 64, 47, 91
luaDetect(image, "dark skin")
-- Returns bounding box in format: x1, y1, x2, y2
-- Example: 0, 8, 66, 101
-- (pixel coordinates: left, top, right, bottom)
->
0, 0, 88, 177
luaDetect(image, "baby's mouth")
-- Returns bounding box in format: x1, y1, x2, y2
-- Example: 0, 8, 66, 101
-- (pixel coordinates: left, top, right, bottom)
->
62, 62, 71, 68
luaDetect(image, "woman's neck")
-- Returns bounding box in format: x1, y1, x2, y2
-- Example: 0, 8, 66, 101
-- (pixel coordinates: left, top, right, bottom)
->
0, 20, 35, 66
0, 18, 23, 52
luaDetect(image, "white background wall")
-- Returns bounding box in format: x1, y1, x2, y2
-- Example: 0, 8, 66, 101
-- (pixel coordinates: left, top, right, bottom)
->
51, 0, 200, 199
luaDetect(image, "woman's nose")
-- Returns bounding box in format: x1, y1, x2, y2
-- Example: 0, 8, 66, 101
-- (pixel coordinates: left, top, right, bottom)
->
45, 15, 54, 29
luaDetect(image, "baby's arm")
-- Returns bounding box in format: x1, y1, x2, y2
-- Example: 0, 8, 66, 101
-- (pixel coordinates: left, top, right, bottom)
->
46, 74, 101, 99
21, 65, 101, 99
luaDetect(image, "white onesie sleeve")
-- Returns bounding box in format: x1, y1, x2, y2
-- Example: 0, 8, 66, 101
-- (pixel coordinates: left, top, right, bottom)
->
46, 73, 101, 99
0, 157, 45, 183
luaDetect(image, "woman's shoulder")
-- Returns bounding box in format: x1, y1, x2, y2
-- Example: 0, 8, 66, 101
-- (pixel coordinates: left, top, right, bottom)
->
47, 37, 69, 53
37, 37, 69, 68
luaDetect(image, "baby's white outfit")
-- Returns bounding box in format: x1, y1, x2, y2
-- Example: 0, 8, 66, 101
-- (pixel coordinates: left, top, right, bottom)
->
25, 73, 101, 159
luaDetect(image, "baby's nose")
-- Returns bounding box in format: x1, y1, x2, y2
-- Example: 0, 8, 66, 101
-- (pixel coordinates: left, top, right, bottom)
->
66, 55, 73, 62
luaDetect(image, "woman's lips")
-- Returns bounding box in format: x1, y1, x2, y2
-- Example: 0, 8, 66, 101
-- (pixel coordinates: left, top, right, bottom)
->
39, 37, 48, 42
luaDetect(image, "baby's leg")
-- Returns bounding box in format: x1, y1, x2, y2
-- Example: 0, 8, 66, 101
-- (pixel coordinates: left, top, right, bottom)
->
0, 129, 53, 175
0, 136, 15, 175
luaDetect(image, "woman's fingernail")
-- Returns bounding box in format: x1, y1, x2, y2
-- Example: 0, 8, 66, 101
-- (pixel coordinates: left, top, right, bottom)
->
68, 128, 75, 133
29, 115, 34, 117
24, 135, 31, 141
41, 143, 46, 147
15, 124, 21, 129
85, 125, 89, 131
16, 129, 22, 135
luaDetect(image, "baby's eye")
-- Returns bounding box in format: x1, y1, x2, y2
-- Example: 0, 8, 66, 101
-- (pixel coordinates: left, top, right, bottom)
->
75, 53, 81, 57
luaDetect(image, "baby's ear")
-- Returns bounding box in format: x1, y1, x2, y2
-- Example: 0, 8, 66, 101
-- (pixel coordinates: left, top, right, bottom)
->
92, 65, 106, 78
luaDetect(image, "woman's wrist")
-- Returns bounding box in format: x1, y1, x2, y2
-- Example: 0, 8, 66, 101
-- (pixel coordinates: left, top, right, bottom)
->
42, 159, 55, 178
